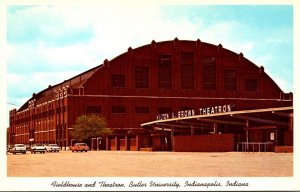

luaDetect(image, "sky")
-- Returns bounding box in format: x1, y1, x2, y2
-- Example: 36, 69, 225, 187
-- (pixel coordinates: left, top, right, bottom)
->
4, 2, 294, 128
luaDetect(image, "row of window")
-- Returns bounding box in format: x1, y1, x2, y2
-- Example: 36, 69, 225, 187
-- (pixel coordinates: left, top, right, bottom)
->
86, 106, 183, 115
111, 53, 258, 91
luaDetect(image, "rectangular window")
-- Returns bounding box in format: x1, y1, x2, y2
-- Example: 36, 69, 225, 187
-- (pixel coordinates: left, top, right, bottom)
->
158, 107, 172, 114
112, 106, 126, 114
135, 66, 149, 88
86, 106, 101, 114
224, 70, 237, 91
203, 57, 216, 90
111, 74, 125, 88
135, 107, 150, 114
181, 52, 194, 89
158, 55, 172, 89
245, 79, 257, 91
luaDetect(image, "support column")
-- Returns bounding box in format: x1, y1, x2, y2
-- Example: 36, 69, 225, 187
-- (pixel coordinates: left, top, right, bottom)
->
171, 126, 174, 151
136, 134, 142, 151
125, 135, 128, 151
96, 138, 99, 151
115, 136, 119, 151
213, 123, 218, 134
191, 125, 195, 135
91, 138, 95, 151
106, 137, 110, 150
289, 116, 293, 132
246, 120, 249, 152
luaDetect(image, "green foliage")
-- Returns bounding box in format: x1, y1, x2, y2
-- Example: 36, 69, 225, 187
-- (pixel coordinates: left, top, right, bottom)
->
71, 115, 112, 143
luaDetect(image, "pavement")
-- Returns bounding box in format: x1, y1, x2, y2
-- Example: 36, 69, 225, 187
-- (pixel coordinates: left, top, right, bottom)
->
7, 150, 293, 177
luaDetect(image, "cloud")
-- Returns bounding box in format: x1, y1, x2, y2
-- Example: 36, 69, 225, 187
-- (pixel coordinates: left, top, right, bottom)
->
7, 5, 94, 46
6, 4, 293, 112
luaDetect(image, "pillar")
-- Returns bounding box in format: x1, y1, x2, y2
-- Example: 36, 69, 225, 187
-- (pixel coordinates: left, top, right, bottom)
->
213, 123, 218, 134
191, 125, 195, 135
246, 120, 249, 151
115, 136, 119, 151
136, 134, 142, 151
171, 126, 174, 151
106, 137, 110, 150
289, 116, 293, 132
125, 135, 128, 151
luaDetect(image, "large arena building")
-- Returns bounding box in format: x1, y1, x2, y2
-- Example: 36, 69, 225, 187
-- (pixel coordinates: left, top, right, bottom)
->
8, 38, 293, 152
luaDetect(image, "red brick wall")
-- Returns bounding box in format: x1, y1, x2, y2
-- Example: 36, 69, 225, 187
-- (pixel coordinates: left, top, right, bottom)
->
110, 139, 115, 150
173, 134, 234, 152
120, 139, 126, 151
129, 138, 137, 151
284, 131, 293, 146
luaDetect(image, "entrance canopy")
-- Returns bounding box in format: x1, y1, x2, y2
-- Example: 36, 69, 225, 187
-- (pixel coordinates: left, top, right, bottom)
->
141, 106, 293, 133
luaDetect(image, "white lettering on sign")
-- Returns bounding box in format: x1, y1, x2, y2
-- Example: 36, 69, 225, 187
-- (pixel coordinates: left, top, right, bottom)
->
156, 104, 233, 121
178, 109, 195, 118
156, 113, 169, 120
199, 104, 232, 115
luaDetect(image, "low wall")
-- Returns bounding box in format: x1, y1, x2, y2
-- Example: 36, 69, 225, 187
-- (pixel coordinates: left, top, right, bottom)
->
275, 146, 293, 153
284, 131, 293, 146
110, 139, 116, 151
173, 134, 234, 152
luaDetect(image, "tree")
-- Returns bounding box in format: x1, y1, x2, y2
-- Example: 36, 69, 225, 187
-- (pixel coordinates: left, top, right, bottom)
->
71, 115, 112, 143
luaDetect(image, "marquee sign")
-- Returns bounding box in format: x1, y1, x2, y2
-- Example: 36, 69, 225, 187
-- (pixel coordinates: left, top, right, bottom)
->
156, 104, 233, 121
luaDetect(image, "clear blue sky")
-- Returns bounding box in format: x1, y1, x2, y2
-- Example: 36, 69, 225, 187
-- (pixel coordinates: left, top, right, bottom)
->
6, 3, 293, 127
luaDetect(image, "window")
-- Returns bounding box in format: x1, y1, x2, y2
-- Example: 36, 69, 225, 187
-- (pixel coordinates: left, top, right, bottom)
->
111, 74, 125, 88
135, 66, 149, 88
181, 52, 194, 89
224, 70, 237, 91
112, 106, 126, 114
158, 55, 172, 89
203, 57, 216, 90
158, 107, 172, 114
245, 79, 257, 91
135, 107, 150, 114
86, 106, 101, 114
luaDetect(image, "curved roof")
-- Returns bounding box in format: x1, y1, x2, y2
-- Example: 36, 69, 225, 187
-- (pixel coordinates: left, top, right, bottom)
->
17, 38, 288, 112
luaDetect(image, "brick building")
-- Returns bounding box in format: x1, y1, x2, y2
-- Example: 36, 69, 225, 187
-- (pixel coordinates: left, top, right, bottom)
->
8, 38, 293, 152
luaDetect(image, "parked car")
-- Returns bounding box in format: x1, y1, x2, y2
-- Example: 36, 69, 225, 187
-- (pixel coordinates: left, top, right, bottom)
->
71, 143, 89, 152
11, 144, 27, 154
46, 144, 60, 152
31, 143, 46, 154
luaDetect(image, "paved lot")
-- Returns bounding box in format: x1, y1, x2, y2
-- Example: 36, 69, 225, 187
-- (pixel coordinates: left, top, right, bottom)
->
7, 150, 293, 177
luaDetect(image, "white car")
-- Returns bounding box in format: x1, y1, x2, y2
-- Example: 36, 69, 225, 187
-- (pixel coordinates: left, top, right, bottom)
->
31, 143, 46, 154
46, 144, 60, 152
11, 144, 27, 154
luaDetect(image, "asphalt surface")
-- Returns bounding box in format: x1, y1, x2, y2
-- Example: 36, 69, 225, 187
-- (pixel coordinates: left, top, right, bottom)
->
7, 150, 293, 177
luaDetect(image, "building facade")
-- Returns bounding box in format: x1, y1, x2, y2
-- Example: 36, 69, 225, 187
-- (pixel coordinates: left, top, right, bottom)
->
8, 38, 293, 152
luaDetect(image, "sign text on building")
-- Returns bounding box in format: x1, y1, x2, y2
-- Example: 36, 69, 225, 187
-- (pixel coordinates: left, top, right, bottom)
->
156, 104, 233, 121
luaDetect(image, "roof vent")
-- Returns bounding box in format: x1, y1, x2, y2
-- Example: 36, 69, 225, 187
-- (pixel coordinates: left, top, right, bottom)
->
196, 38, 201, 47
128, 46, 132, 52
174, 37, 179, 46
104, 59, 109, 68
259, 66, 264, 74
218, 44, 223, 51
151, 40, 156, 48
239, 52, 243, 60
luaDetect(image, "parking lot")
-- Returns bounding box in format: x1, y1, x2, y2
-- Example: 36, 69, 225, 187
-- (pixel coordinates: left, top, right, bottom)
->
7, 150, 293, 177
